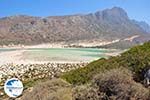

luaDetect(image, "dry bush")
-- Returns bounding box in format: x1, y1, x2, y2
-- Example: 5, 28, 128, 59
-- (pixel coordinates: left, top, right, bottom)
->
93, 68, 150, 100
73, 68, 150, 100
73, 85, 105, 100
21, 78, 72, 100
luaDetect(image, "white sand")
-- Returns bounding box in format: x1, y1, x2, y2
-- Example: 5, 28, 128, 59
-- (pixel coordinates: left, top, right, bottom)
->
0, 43, 66, 49
0, 49, 89, 65
0, 50, 24, 65
0, 39, 121, 49
104, 51, 123, 56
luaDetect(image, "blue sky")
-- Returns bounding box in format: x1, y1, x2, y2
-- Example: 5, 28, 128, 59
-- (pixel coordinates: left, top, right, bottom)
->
0, 0, 150, 24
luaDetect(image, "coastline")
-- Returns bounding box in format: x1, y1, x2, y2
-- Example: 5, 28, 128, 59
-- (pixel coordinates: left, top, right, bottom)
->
0, 43, 65, 49
0, 45, 122, 65
0, 44, 122, 84
0, 44, 122, 98
0, 49, 87, 65
0, 39, 122, 49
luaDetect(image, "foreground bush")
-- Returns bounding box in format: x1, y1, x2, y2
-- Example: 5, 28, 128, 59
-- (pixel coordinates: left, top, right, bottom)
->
93, 68, 149, 100
21, 79, 72, 100
73, 68, 150, 100
21, 68, 150, 100
73, 84, 106, 100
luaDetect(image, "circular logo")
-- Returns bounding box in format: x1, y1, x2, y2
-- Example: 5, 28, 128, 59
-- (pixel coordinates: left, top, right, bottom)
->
4, 78, 23, 98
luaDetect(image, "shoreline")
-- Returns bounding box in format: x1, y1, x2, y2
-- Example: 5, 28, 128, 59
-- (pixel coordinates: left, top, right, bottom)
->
0, 39, 122, 49
0, 46, 122, 84
0, 47, 122, 65
0, 48, 89, 65
0, 46, 122, 98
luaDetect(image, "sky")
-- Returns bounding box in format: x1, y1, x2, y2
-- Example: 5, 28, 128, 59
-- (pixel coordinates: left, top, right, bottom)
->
0, 0, 150, 24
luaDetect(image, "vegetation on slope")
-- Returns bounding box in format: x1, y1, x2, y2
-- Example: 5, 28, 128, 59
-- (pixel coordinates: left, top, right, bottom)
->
21, 68, 150, 100
61, 42, 150, 85
20, 42, 150, 100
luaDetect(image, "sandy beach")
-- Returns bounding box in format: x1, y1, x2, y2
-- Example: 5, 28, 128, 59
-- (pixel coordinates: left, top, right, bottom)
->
0, 39, 122, 49
0, 50, 24, 65
0, 47, 121, 65
0, 49, 82, 65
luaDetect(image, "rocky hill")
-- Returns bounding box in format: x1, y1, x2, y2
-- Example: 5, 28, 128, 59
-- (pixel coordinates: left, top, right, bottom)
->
0, 7, 149, 47
132, 20, 150, 33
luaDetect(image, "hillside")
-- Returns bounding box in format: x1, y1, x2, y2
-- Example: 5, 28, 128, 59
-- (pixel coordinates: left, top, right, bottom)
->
132, 20, 150, 33
19, 42, 150, 100
61, 41, 150, 84
0, 7, 150, 47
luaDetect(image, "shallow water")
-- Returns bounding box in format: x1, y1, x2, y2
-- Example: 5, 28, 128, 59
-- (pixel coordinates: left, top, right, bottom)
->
0, 48, 112, 63
22, 48, 109, 62
0, 48, 16, 52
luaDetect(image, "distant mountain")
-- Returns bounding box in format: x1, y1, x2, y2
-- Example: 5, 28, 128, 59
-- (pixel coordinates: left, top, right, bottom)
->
0, 7, 149, 47
132, 20, 150, 33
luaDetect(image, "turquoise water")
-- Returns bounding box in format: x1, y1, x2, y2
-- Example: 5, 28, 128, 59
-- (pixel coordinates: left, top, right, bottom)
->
0, 48, 16, 52
0, 48, 110, 62
22, 48, 109, 62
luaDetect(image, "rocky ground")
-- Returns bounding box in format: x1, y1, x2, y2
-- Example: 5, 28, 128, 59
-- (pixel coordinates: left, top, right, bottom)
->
0, 62, 88, 98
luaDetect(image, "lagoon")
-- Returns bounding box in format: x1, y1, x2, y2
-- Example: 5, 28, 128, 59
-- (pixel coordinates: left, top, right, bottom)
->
0, 48, 116, 64
22, 48, 110, 63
